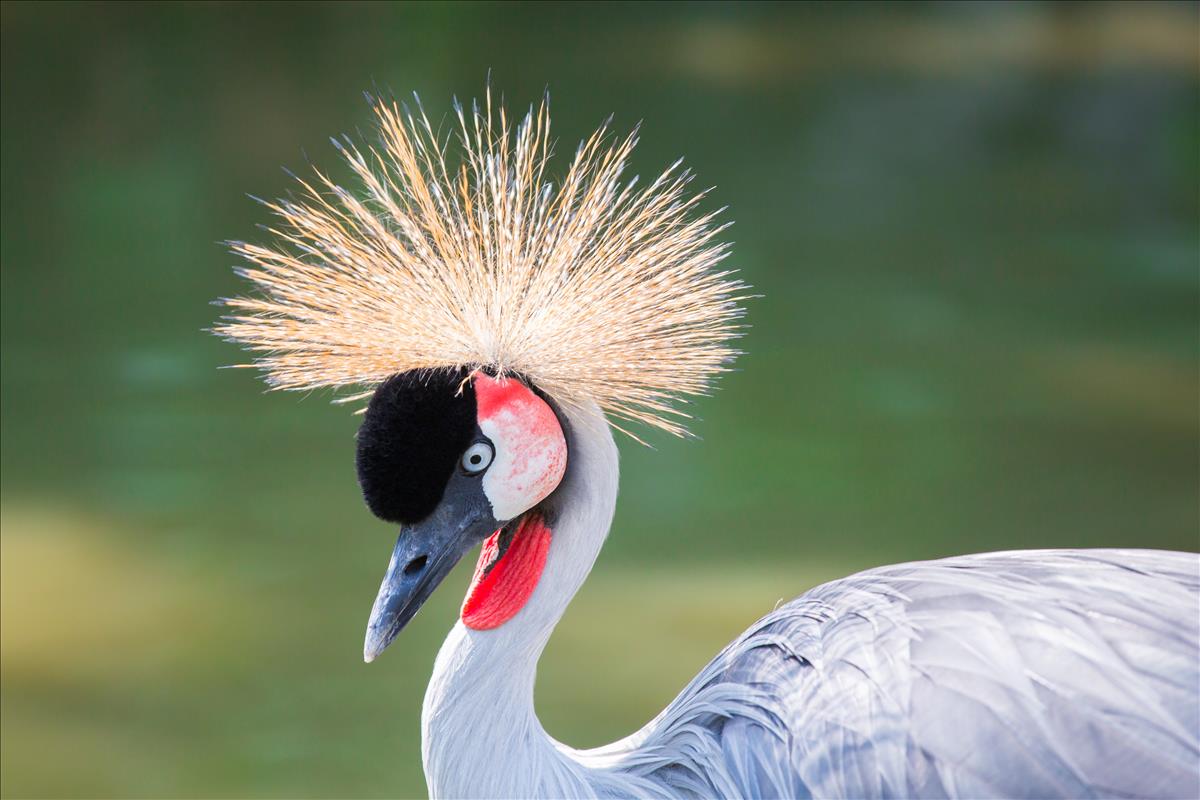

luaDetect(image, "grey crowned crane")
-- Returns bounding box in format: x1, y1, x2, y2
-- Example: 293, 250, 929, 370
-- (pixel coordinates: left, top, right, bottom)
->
217, 92, 1200, 799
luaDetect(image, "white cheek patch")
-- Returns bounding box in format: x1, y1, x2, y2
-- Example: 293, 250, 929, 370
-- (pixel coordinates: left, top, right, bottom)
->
475, 375, 567, 522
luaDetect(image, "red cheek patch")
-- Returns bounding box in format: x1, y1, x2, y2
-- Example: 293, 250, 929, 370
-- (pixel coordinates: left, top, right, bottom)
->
475, 373, 529, 422
461, 512, 551, 630
472, 372, 567, 522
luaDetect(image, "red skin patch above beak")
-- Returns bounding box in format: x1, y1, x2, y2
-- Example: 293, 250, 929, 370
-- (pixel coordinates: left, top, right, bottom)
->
461, 513, 552, 631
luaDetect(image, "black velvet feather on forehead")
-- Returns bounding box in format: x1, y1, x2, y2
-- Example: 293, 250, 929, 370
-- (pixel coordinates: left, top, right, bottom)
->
356, 367, 476, 525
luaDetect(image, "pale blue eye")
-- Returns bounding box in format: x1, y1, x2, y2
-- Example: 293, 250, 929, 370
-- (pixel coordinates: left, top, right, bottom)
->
461, 441, 494, 474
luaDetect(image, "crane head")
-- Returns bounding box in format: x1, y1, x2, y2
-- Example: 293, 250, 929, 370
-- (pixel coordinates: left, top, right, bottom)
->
213, 90, 746, 661
359, 367, 567, 661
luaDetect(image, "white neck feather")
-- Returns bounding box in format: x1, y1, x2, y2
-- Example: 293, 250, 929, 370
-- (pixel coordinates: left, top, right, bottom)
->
420, 402, 625, 799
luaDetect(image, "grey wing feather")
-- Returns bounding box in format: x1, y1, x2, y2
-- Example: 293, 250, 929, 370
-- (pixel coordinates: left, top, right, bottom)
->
590, 549, 1200, 799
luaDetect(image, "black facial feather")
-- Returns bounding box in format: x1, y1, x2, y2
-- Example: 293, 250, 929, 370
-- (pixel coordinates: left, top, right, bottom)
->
356, 367, 476, 524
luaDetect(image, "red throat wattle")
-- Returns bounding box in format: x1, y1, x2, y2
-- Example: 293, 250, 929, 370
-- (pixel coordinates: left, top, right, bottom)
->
461, 512, 551, 630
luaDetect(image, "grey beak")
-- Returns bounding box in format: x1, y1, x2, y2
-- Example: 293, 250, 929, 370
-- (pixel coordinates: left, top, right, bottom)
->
363, 473, 497, 662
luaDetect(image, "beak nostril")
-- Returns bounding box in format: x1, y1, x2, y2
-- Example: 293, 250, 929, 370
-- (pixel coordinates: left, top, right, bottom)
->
404, 555, 428, 576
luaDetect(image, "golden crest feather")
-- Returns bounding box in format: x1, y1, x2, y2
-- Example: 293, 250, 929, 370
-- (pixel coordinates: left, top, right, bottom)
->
216, 90, 747, 437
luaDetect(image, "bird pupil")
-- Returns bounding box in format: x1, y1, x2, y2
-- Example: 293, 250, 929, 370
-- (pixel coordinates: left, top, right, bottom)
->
471, 455, 481, 464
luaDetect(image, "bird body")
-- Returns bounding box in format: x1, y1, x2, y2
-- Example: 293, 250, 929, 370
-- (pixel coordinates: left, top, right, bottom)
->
218, 90, 1200, 799
421, 403, 1200, 799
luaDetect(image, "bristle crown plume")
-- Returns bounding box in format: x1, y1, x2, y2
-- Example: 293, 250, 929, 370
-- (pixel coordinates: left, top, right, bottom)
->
216, 89, 748, 438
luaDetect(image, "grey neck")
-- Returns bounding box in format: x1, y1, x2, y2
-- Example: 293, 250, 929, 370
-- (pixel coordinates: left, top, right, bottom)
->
420, 402, 620, 798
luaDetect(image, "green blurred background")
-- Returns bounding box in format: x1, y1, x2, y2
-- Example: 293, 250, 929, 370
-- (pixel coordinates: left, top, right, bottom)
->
2, 2, 1197, 797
